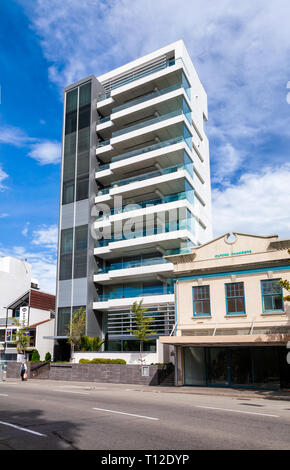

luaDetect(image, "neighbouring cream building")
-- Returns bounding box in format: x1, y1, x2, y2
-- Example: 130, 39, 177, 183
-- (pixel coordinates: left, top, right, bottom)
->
160, 233, 290, 390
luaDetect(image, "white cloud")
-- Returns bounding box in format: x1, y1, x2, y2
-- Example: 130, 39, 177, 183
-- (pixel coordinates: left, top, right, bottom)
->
32, 224, 58, 249
0, 165, 9, 191
212, 164, 290, 238
21, 0, 290, 181
28, 141, 61, 165
22, 222, 30, 237
0, 123, 35, 147
0, 213, 9, 218
0, 120, 61, 165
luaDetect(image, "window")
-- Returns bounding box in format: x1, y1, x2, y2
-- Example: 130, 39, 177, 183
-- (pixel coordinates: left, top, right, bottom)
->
225, 282, 245, 315
73, 225, 88, 278
193, 286, 211, 317
57, 308, 71, 336
59, 228, 73, 280
261, 279, 284, 312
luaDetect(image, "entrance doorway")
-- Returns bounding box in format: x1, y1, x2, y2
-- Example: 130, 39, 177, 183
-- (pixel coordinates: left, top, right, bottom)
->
184, 346, 289, 389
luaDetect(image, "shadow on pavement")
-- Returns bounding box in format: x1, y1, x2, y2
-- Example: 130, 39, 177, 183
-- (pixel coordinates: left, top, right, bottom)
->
0, 407, 82, 450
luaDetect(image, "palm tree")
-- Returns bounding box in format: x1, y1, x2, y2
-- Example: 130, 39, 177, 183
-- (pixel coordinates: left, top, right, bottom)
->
127, 300, 155, 366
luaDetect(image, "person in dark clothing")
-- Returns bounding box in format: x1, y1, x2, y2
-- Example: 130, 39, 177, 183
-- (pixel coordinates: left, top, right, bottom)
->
20, 361, 27, 381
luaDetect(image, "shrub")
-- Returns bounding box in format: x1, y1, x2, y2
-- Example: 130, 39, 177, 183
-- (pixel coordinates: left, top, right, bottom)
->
80, 335, 104, 352
31, 349, 40, 362
44, 352, 52, 362
78, 358, 126, 364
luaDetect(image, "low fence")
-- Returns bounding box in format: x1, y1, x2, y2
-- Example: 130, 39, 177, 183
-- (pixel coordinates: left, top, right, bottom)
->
6, 362, 175, 386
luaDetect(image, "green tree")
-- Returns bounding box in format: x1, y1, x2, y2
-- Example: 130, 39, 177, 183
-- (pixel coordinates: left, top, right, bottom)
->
31, 349, 40, 362
65, 307, 86, 362
127, 300, 156, 365
44, 352, 52, 362
278, 249, 290, 301
13, 320, 30, 355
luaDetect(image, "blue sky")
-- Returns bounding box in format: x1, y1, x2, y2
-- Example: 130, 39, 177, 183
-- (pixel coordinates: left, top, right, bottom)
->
0, 0, 289, 293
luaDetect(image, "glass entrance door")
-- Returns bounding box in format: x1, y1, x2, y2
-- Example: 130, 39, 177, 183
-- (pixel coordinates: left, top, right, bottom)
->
206, 348, 229, 385
230, 348, 252, 386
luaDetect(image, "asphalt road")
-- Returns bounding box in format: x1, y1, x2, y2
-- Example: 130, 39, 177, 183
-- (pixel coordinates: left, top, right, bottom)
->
0, 379, 289, 450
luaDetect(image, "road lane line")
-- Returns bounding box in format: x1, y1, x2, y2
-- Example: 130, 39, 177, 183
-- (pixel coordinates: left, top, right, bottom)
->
0, 394, 8, 397
53, 389, 90, 395
193, 405, 279, 418
92, 407, 159, 421
0, 421, 47, 437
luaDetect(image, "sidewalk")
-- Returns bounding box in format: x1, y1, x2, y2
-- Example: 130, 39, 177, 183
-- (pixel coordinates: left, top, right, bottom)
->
138, 385, 290, 401
3, 377, 290, 401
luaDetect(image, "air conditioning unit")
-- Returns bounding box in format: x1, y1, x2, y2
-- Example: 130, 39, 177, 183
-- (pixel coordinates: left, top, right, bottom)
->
19, 306, 29, 326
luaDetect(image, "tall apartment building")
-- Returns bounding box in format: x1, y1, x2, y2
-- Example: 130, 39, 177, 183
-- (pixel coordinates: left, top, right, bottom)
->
55, 41, 212, 360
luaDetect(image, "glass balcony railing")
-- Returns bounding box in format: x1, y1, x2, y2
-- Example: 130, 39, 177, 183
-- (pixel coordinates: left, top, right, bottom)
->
95, 256, 169, 274
96, 163, 191, 196
112, 109, 182, 139
97, 139, 110, 147
96, 187, 110, 196
96, 162, 110, 171
112, 82, 182, 114
98, 115, 111, 124
95, 191, 190, 221
111, 135, 183, 164
165, 247, 193, 256
94, 218, 194, 247
96, 135, 184, 169
110, 163, 190, 189
94, 284, 174, 302
97, 91, 111, 102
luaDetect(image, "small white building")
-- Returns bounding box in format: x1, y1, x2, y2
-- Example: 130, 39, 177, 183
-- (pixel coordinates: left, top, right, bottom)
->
0, 256, 55, 362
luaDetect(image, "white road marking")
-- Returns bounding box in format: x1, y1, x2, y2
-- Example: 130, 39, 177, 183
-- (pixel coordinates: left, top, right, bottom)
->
0, 420, 46, 437
53, 389, 89, 395
0, 394, 8, 397
193, 405, 279, 418
93, 407, 159, 421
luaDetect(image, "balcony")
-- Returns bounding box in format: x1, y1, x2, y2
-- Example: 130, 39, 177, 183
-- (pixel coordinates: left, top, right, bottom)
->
97, 163, 193, 196
97, 57, 176, 102
96, 256, 169, 274
94, 284, 174, 302
94, 217, 195, 248
95, 191, 189, 221
112, 108, 183, 139
112, 82, 183, 115
96, 136, 182, 171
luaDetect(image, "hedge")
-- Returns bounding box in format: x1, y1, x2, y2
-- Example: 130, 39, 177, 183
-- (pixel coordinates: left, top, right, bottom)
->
79, 358, 126, 364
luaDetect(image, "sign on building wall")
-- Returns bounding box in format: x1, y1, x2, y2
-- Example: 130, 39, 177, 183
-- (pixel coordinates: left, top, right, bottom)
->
19, 307, 29, 326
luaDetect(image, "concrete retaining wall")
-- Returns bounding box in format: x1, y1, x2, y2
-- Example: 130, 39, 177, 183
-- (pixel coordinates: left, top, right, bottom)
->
6, 362, 175, 386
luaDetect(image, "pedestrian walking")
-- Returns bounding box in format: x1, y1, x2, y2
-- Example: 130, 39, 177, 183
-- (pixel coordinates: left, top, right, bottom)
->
20, 361, 27, 381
